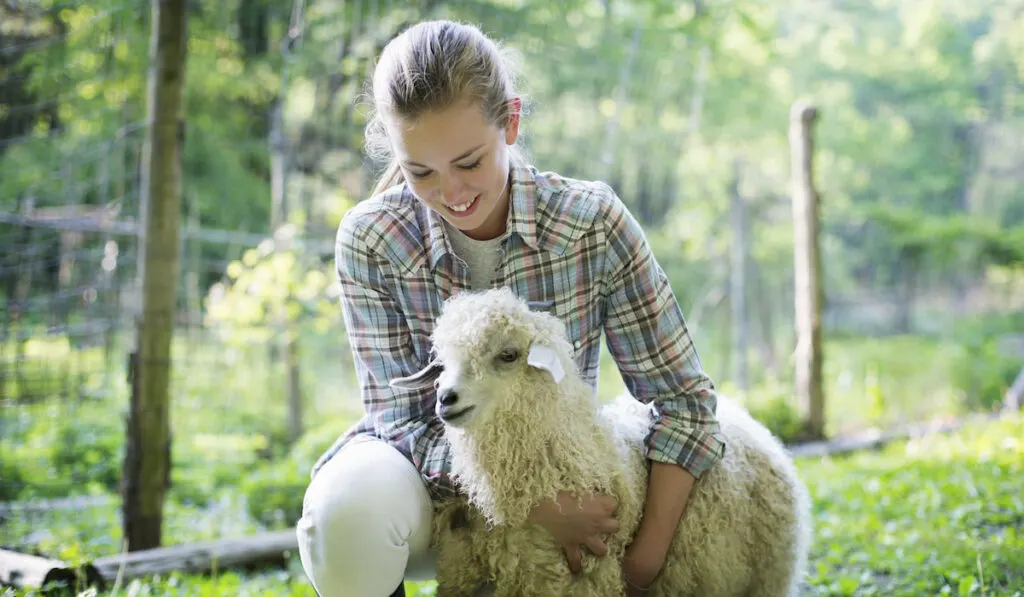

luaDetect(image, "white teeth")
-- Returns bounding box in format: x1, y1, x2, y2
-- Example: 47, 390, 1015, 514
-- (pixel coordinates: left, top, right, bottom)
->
446, 198, 475, 212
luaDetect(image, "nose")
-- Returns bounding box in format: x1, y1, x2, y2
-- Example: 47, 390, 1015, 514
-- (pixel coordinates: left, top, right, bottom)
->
440, 173, 468, 203
438, 388, 459, 407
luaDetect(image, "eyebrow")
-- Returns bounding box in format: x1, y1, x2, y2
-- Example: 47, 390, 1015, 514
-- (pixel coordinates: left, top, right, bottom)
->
404, 144, 485, 169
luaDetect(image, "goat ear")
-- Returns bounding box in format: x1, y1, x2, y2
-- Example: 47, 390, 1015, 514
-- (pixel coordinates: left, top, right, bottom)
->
390, 359, 443, 390
527, 343, 566, 383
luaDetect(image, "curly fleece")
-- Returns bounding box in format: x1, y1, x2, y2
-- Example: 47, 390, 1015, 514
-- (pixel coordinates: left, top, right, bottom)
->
426, 288, 812, 597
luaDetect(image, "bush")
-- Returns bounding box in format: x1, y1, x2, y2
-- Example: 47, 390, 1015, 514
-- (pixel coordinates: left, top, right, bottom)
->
0, 457, 28, 501
0, 400, 125, 500
170, 431, 270, 507
949, 338, 1021, 412
240, 417, 355, 529
241, 461, 309, 529
746, 392, 809, 444
287, 416, 354, 472
51, 407, 124, 493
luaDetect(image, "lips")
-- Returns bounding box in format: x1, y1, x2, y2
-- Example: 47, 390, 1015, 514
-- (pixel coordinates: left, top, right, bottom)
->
443, 194, 480, 217
438, 404, 475, 424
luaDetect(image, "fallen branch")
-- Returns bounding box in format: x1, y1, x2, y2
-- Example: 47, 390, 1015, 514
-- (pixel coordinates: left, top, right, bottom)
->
787, 412, 1006, 459
1, 530, 297, 591
89, 529, 298, 585
0, 548, 99, 591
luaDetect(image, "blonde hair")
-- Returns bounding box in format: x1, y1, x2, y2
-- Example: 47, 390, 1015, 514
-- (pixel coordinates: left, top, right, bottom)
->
363, 20, 529, 196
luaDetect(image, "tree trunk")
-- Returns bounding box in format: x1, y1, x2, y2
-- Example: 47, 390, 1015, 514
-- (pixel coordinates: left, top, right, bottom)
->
752, 262, 780, 377
895, 249, 918, 333
1005, 366, 1024, 412
185, 191, 202, 328
687, 45, 710, 138
728, 160, 749, 391
287, 329, 303, 443
15, 200, 36, 308
599, 24, 641, 170
123, 0, 188, 552
789, 101, 825, 440
269, 98, 288, 231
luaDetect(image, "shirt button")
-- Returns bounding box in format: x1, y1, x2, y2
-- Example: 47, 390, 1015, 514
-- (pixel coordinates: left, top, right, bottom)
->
574, 340, 582, 350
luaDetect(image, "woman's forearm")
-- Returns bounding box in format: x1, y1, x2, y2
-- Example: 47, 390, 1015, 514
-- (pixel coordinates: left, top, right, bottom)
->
632, 461, 695, 553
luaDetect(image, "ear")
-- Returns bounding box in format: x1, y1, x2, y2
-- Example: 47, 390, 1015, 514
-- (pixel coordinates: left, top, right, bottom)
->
390, 359, 443, 390
527, 342, 565, 383
505, 97, 521, 145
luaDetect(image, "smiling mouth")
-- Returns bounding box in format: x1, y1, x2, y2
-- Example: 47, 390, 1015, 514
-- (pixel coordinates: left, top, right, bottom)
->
438, 405, 475, 424
443, 195, 480, 217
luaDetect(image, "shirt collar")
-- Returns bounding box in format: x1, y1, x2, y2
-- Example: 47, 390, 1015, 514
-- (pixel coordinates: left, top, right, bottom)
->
424, 164, 541, 270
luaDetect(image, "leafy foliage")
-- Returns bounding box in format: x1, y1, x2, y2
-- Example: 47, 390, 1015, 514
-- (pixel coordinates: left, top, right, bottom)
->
801, 414, 1024, 596
203, 224, 340, 344
2, 0, 1024, 594
3, 414, 1021, 597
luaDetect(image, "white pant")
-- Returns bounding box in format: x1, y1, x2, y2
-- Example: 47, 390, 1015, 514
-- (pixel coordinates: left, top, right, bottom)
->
296, 437, 437, 596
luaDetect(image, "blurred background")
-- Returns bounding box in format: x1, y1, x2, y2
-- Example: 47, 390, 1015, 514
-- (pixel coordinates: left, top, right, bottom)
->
1, 0, 1022, 595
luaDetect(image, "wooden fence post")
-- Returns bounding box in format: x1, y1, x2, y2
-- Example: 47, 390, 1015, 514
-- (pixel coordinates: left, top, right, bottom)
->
789, 101, 826, 440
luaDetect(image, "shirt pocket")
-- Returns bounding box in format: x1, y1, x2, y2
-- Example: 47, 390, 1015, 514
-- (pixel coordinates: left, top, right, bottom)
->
551, 296, 602, 374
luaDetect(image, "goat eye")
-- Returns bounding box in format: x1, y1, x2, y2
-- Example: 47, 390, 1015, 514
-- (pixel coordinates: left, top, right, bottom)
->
498, 348, 519, 363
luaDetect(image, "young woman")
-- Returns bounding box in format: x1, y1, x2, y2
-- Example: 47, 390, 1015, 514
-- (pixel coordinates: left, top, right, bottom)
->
295, 19, 727, 597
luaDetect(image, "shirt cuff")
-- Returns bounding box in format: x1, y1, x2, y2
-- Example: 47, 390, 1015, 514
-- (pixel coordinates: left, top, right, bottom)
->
645, 415, 727, 478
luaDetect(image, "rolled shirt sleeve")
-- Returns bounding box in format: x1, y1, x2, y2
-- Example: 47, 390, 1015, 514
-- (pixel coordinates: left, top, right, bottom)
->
599, 188, 727, 478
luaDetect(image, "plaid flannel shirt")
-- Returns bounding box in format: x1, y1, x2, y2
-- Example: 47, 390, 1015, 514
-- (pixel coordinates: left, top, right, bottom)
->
312, 164, 727, 500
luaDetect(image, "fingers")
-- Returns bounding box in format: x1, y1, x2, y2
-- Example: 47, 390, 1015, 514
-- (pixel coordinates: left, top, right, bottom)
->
590, 493, 618, 513
584, 536, 609, 557
565, 544, 583, 574
598, 516, 620, 534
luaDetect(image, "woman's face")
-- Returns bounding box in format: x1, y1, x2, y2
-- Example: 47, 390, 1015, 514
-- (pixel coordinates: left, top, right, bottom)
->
385, 100, 520, 241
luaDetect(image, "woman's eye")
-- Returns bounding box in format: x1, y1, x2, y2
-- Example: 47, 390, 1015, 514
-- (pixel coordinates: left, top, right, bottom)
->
410, 170, 432, 179
458, 160, 482, 171
498, 348, 519, 363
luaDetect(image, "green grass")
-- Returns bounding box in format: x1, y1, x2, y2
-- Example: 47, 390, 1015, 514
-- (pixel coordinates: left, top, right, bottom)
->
3, 413, 1020, 596
801, 413, 1024, 596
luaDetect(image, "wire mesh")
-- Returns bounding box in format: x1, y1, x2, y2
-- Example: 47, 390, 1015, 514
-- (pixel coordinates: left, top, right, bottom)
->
2, 0, 1018, 573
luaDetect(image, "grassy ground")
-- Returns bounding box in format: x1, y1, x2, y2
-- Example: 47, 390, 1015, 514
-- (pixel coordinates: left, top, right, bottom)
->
3, 413, 1020, 597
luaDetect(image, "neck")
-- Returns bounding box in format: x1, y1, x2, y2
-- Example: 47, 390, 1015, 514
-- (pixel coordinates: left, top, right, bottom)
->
448, 377, 618, 526
463, 169, 512, 241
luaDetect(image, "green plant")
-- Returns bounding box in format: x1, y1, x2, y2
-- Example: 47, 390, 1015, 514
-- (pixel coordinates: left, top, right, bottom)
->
744, 391, 808, 444
51, 406, 125, 494
240, 461, 309, 530
286, 416, 356, 472
949, 338, 1021, 413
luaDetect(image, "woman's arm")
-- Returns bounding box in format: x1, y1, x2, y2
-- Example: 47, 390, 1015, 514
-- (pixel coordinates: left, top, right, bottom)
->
597, 186, 726, 587
335, 210, 457, 499
599, 186, 725, 480
623, 462, 694, 591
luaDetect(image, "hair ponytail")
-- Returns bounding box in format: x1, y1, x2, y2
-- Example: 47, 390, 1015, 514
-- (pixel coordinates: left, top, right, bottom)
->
372, 160, 405, 197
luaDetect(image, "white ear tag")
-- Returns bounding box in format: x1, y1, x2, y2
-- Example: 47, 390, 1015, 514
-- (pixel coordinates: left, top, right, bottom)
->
527, 344, 565, 383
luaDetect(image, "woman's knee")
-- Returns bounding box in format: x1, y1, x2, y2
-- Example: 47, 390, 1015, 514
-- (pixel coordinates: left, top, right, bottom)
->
296, 439, 434, 595
303, 440, 417, 527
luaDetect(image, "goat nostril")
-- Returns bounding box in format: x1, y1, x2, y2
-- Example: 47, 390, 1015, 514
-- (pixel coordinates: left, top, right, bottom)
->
438, 389, 459, 407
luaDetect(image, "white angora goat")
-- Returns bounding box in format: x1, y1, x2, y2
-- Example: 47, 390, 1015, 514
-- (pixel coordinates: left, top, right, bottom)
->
391, 288, 812, 597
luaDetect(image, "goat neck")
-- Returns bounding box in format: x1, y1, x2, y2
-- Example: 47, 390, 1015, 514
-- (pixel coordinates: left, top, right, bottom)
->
448, 372, 621, 528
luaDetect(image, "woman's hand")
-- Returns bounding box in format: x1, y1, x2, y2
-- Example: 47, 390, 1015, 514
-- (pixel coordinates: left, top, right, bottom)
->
621, 461, 697, 595
527, 491, 620, 573
621, 537, 666, 596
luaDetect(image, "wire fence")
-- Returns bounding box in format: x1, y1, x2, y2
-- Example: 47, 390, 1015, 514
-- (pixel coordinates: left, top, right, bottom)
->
1, 0, 1020, 562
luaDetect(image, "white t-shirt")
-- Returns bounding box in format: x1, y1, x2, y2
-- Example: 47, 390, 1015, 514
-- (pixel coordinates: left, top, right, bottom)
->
443, 219, 507, 291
